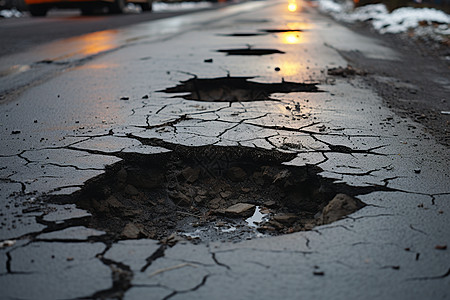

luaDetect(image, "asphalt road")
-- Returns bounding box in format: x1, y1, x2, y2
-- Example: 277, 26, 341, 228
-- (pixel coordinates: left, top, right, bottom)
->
0, 1, 449, 299
0, 4, 225, 58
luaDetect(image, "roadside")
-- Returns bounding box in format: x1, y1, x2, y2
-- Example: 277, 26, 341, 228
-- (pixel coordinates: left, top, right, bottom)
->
317, 0, 450, 146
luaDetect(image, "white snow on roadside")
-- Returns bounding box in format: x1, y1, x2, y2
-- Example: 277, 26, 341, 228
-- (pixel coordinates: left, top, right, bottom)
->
318, 0, 346, 13
153, 1, 212, 12
0, 8, 23, 18
0, 1, 212, 18
372, 6, 450, 34
318, 0, 450, 40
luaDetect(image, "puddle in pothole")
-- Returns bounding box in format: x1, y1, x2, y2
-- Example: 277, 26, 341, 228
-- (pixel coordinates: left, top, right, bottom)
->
158, 76, 321, 102
245, 206, 269, 228
217, 48, 285, 56
49, 145, 378, 244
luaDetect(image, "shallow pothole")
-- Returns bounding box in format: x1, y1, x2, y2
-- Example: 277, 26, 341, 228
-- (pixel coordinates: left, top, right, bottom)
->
51, 145, 372, 244
260, 29, 303, 33
158, 76, 321, 102
217, 48, 285, 56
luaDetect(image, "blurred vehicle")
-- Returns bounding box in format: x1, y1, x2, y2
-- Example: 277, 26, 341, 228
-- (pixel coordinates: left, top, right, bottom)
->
24, 0, 152, 16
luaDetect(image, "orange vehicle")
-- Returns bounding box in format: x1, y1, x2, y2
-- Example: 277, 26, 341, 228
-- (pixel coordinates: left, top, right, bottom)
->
25, 0, 152, 16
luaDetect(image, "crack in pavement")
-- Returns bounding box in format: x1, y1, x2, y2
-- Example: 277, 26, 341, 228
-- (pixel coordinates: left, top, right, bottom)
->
141, 245, 166, 272
211, 252, 231, 270
163, 274, 210, 300
408, 267, 450, 281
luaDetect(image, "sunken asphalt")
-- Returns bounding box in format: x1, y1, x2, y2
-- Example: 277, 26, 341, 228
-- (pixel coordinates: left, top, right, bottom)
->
0, 1, 449, 299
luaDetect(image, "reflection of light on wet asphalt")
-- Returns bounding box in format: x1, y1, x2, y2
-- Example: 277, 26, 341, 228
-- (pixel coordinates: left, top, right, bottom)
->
281, 32, 303, 44
77, 30, 119, 56
246, 206, 268, 228
288, 3, 297, 12
277, 59, 302, 77
0, 64, 30, 77
82, 63, 119, 70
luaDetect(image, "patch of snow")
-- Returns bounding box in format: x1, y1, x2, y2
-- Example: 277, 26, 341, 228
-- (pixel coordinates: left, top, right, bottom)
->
0, 8, 23, 18
318, 0, 346, 13
318, 0, 450, 41
124, 3, 142, 13
372, 6, 450, 34
153, 1, 212, 12
345, 3, 388, 22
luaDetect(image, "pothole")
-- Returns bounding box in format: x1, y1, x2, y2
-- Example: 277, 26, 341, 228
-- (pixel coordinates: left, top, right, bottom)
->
219, 29, 303, 37
51, 145, 372, 244
158, 76, 321, 102
219, 33, 267, 37
217, 48, 285, 56
260, 29, 303, 33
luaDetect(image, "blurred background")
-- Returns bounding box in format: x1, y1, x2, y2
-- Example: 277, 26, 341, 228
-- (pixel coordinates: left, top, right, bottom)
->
2, 0, 450, 15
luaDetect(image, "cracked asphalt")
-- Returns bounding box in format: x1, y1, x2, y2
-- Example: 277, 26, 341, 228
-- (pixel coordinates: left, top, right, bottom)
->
1, 0, 449, 299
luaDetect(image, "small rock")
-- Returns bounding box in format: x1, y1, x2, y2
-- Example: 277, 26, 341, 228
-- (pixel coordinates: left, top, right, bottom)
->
142, 95, 149, 99
272, 169, 292, 186
215, 221, 226, 227
168, 191, 191, 206
321, 194, 364, 224
273, 213, 298, 225
105, 196, 124, 208
182, 167, 200, 183
11, 130, 21, 134
0, 240, 16, 248
260, 208, 271, 214
224, 203, 255, 217
435, 245, 447, 250
414, 168, 421, 174
194, 195, 207, 204
275, 67, 280, 71
160, 233, 183, 246
124, 185, 139, 196
120, 97, 129, 101
209, 197, 223, 209
264, 200, 277, 208
204, 58, 213, 63
220, 191, 233, 199
327, 65, 365, 77
267, 220, 284, 229
257, 225, 276, 232
121, 223, 142, 239
241, 187, 251, 193
226, 167, 247, 182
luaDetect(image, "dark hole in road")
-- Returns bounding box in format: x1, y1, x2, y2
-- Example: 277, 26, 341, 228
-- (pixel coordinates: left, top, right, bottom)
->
260, 29, 304, 33
217, 48, 285, 56
218, 33, 267, 37
56, 145, 369, 244
158, 76, 321, 102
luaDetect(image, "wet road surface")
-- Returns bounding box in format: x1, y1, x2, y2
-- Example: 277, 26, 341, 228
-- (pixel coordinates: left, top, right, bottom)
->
0, 0, 449, 299
0, 3, 226, 58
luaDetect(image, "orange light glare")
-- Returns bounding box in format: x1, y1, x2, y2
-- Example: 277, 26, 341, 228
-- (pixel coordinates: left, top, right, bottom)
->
288, 3, 297, 12
78, 31, 118, 56
281, 32, 302, 44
